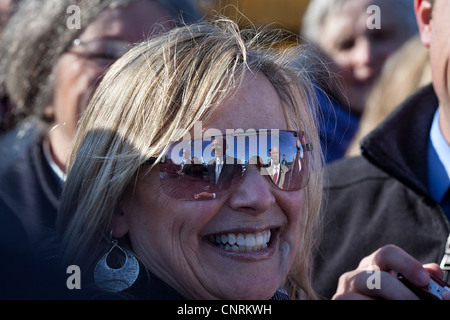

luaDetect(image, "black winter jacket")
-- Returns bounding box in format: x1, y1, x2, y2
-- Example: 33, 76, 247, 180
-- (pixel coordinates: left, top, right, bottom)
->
0, 121, 60, 260
311, 84, 450, 299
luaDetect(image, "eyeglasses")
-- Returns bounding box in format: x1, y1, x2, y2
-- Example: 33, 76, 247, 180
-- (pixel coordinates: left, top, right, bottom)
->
143, 130, 313, 201
69, 38, 132, 64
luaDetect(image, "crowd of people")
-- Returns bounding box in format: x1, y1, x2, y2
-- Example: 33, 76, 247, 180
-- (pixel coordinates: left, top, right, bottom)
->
0, 0, 449, 301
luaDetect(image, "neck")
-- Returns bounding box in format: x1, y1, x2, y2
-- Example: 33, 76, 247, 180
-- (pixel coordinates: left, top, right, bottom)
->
47, 128, 71, 173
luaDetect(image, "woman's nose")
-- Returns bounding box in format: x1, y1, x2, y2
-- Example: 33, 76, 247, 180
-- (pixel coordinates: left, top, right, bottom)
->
351, 39, 378, 81
227, 165, 275, 215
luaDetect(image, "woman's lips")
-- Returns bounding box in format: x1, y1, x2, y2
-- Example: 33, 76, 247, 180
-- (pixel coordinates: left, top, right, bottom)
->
206, 229, 275, 252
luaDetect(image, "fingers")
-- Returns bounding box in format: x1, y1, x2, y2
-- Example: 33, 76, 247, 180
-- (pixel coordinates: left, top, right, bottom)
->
367, 245, 430, 288
443, 291, 450, 300
423, 263, 444, 280
333, 245, 435, 300
333, 268, 420, 300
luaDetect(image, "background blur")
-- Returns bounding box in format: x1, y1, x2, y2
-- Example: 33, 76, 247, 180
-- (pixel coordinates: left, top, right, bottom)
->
196, 0, 311, 43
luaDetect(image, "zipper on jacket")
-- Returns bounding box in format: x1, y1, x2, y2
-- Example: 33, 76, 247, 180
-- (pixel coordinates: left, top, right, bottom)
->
441, 234, 450, 282
431, 196, 450, 282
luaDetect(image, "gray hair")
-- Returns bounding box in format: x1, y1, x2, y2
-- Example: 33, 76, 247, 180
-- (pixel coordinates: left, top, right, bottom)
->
301, 0, 417, 43
0, 0, 201, 129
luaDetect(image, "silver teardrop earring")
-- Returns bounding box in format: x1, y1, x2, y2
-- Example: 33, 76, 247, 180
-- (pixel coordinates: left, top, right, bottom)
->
94, 238, 140, 293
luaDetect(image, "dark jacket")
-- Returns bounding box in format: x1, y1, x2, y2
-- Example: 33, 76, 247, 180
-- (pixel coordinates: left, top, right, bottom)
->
0, 120, 61, 260
91, 264, 291, 300
0, 120, 67, 298
311, 84, 450, 299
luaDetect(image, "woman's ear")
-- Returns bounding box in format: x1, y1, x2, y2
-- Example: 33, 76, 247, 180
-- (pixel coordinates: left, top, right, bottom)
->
415, 0, 433, 48
110, 202, 130, 239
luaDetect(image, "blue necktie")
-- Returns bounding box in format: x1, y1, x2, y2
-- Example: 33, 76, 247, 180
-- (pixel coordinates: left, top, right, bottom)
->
442, 188, 450, 217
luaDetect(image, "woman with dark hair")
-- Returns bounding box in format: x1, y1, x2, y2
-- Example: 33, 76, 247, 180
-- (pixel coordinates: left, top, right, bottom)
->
0, 0, 21, 132
0, 0, 200, 261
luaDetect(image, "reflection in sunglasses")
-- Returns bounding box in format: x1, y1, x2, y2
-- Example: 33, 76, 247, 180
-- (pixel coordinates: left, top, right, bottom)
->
144, 130, 312, 200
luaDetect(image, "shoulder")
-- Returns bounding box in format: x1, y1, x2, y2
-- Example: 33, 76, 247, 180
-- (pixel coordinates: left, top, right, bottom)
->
322, 155, 440, 226
0, 118, 44, 174
324, 156, 389, 190
225, 155, 239, 164
321, 156, 408, 218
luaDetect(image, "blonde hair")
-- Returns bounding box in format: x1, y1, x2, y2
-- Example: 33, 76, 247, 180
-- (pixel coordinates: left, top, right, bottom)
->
58, 18, 324, 299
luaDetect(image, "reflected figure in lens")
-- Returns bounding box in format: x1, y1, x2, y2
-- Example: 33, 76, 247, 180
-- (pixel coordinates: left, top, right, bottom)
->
284, 139, 304, 191
266, 149, 273, 167
181, 149, 191, 170
207, 136, 241, 187
177, 148, 192, 176
183, 156, 206, 179
266, 145, 288, 189
281, 154, 287, 166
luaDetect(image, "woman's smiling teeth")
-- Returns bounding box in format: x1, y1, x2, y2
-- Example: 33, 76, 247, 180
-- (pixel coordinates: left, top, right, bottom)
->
208, 230, 271, 252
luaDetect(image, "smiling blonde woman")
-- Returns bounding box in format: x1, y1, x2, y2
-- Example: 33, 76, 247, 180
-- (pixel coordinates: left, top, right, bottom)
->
58, 18, 325, 300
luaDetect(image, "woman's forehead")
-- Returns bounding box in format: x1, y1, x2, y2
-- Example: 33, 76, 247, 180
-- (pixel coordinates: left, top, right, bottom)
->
203, 72, 289, 133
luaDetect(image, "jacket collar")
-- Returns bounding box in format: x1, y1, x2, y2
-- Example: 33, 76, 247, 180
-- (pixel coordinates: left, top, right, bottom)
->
360, 84, 438, 197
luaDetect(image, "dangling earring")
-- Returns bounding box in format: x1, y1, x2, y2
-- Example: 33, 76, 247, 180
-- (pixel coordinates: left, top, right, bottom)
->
94, 238, 140, 292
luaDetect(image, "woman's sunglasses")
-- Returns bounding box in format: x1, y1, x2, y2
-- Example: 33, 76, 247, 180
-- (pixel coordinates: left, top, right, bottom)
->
143, 130, 312, 201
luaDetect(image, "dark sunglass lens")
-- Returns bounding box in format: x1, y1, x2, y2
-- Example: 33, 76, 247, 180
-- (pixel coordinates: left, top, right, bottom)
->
157, 131, 310, 200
